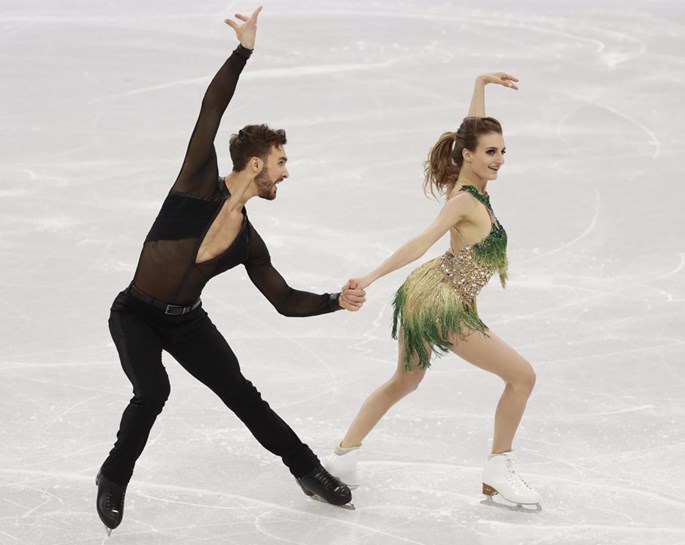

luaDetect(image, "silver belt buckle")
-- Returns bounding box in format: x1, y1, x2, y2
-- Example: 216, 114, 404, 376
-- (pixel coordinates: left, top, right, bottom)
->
164, 305, 182, 315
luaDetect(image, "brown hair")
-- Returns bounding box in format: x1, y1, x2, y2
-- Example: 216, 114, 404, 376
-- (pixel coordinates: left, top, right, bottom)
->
423, 116, 503, 198
229, 124, 287, 171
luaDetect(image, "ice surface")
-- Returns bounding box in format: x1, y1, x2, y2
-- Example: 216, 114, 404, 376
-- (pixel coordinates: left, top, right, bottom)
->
1, 0, 684, 543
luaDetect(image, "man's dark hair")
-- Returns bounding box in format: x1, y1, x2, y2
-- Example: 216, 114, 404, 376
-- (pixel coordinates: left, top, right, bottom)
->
229, 124, 287, 171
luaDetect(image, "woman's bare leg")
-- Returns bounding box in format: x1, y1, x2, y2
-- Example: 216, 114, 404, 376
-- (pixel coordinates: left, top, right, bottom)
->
340, 329, 427, 448
448, 330, 536, 453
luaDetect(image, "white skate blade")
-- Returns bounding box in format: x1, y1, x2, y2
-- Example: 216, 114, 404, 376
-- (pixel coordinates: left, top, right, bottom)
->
309, 493, 356, 510
333, 480, 359, 490
481, 494, 541, 513
104, 525, 112, 536
325, 474, 358, 489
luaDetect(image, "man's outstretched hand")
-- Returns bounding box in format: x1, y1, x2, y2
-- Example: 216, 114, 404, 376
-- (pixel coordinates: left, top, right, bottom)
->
225, 6, 262, 50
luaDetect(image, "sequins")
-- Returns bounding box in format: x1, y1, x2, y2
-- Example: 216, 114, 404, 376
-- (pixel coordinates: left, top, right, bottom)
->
440, 249, 494, 301
453, 185, 509, 289
459, 185, 492, 209
439, 187, 508, 298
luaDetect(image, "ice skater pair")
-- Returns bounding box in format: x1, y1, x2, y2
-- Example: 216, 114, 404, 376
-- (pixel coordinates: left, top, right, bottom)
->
324, 72, 542, 512
96, 6, 540, 537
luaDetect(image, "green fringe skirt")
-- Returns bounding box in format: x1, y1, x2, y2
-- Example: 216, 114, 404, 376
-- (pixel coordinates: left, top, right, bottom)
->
392, 256, 488, 370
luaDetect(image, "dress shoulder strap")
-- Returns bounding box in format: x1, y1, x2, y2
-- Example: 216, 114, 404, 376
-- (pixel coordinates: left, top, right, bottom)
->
458, 184, 498, 225
452, 226, 467, 245
458, 185, 492, 210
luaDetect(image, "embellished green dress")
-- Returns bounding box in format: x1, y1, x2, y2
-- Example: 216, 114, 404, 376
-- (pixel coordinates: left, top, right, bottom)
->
392, 185, 508, 370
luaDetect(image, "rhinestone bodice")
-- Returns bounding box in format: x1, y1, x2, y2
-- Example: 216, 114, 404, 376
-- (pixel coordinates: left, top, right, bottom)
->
439, 185, 508, 301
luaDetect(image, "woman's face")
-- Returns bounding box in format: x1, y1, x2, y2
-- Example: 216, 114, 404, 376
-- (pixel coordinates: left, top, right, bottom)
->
464, 132, 506, 181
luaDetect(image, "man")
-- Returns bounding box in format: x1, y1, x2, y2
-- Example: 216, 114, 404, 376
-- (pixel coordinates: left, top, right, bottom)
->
96, 7, 363, 534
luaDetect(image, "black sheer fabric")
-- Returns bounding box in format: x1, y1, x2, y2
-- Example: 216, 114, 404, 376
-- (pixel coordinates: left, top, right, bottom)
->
130, 48, 336, 316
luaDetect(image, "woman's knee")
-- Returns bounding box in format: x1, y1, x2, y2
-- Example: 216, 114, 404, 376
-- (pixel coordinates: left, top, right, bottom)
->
391, 368, 425, 395
510, 363, 536, 396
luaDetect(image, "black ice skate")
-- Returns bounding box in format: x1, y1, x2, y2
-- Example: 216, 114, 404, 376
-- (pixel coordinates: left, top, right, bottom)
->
96, 470, 128, 535
296, 465, 354, 510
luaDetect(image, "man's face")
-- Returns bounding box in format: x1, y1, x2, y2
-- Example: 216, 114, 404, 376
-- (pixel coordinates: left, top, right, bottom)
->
255, 145, 289, 200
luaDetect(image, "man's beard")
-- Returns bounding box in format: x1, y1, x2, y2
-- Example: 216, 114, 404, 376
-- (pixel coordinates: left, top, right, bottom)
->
255, 167, 278, 200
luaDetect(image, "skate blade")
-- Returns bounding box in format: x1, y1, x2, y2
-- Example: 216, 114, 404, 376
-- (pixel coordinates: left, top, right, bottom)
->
481, 495, 541, 513
309, 493, 356, 510
104, 525, 112, 536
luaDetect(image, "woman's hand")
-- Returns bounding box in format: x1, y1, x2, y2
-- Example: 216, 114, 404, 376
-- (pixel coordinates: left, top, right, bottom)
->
468, 72, 518, 116
477, 72, 519, 90
225, 6, 263, 50
348, 275, 374, 291
339, 278, 370, 312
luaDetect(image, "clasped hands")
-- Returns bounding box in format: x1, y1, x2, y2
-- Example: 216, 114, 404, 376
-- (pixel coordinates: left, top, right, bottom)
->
338, 279, 368, 312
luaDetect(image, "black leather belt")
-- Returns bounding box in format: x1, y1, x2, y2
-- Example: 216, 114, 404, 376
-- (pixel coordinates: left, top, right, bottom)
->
129, 285, 202, 315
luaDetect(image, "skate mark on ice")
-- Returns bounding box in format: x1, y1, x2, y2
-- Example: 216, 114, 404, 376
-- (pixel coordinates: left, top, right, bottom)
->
476, 519, 685, 537
198, 296, 340, 411
517, 186, 600, 265
132, 484, 425, 544
517, 95, 660, 266
650, 252, 685, 281
528, 472, 685, 510
254, 509, 428, 545
90, 61, 401, 104
546, 404, 655, 419
0, 529, 21, 544
2, 469, 379, 534
282, 8, 644, 66
534, 339, 685, 366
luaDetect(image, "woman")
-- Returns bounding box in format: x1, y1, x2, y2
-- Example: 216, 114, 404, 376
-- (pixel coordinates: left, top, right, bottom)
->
325, 72, 541, 510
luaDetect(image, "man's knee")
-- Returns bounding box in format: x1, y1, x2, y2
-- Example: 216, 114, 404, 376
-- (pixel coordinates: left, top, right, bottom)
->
132, 381, 171, 414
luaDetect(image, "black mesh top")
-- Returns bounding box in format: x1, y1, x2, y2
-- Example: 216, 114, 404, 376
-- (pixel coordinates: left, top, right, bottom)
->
130, 47, 338, 317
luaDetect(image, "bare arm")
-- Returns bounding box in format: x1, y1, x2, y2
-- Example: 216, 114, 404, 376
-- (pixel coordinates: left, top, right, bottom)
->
467, 72, 519, 117
351, 194, 479, 290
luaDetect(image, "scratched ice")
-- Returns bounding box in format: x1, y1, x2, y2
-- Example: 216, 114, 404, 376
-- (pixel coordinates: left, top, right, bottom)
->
1, 0, 684, 544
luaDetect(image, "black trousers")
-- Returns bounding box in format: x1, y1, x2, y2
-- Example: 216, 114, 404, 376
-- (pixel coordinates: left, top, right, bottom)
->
100, 289, 319, 485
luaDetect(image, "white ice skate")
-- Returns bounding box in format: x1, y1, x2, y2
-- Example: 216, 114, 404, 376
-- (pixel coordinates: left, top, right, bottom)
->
481, 451, 541, 512
323, 444, 360, 489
